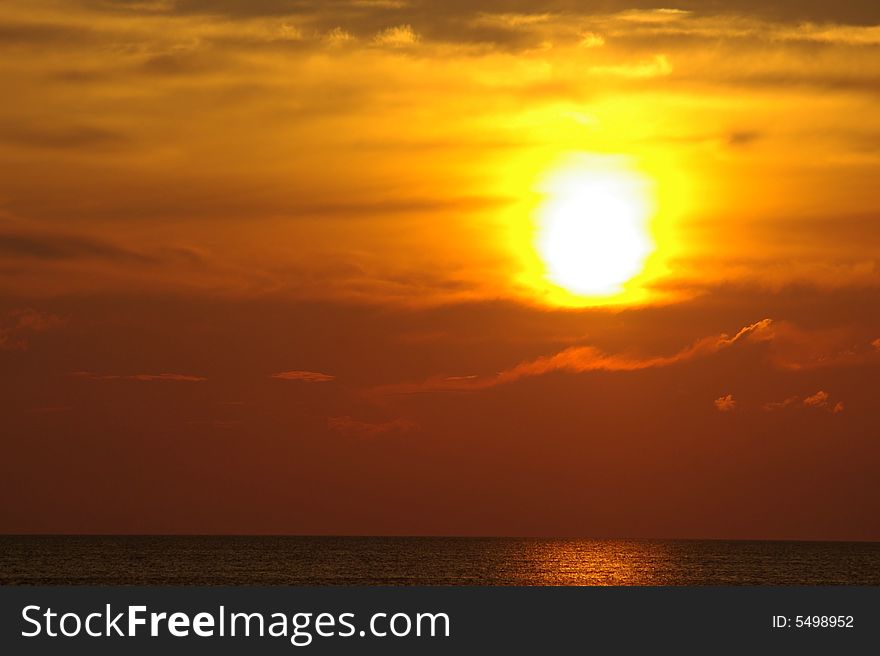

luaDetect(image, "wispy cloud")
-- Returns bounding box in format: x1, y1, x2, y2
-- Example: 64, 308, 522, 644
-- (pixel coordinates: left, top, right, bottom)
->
372, 24, 418, 47
758, 321, 879, 370
0, 308, 64, 350
0, 231, 180, 264
324, 26, 355, 45
380, 316, 876, 397
380, 319, 774, 393
763, 395, 800, 411
377, 319, 773, 394
591, 54, 673, 78
71, 371, 206, 382
803, 390, 830, 408
0, 232, 127, 260
617, 8, 692, 24
270, 370, 335, 382
327, 415, 416, 438
764, 390, 845, 413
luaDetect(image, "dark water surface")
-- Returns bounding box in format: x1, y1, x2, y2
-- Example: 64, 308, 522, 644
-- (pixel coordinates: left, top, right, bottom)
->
1, 536, 878, 585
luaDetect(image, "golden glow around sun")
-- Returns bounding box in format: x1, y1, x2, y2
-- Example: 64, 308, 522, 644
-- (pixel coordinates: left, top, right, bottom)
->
536, 163, 654, 297
500, 151, 687, 308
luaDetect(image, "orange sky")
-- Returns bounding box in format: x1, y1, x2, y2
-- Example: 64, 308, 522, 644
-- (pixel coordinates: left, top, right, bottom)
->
2, 0, 879, 539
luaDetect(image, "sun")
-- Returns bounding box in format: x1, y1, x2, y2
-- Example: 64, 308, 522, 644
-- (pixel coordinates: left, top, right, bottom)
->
534, 157, 655, 299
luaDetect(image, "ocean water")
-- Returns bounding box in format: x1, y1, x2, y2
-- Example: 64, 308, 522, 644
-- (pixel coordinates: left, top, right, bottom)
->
1, 536, 878, 586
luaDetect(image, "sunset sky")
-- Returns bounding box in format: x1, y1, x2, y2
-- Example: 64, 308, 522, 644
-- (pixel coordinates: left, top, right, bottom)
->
2, 0, 879, 540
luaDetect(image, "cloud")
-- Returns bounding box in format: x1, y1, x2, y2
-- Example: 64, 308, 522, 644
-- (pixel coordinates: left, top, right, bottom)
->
372, 24, 418, 47
714, 394, 736, 412
727, 130, 762, 147
352, 1, 410, 8
0, 308, 64, 350
578, 31, 605, 48
0, 122, 127, 150
276, 195, 504, 219
110, 1, 880, 29
0, 21, 95, 46
380, 319, 774, 393
327, 415, 416, 438
270, 370, 335, 382
740, 321, 880, 371
764, 390, 845, 413
591, 54, 673, 78
763, 395, 799, 411
491, 318, 774, 381
617, 8, 692, 24
324, 26, 355, 45
5, 2, 880, 305
139, 52, 216, 76
0, 232, 156, 263
472, 12, 554, 29
71, 371, 207, 382
803, 390, 830, 408
775, 22, 880, 46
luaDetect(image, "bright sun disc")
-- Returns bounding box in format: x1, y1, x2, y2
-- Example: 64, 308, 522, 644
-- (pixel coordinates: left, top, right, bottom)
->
536, 160, 654, 297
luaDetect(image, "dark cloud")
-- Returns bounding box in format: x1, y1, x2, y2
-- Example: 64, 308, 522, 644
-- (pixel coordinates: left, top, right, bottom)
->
94, 1, 880, 25
727, 130, 762, 147
722, 71, 880, 97
284, 195, 509, 219
0, 232, 156, 263
14, 1, 879, 69
138, 52, 218, 76
0, 124, 128, 150
0, 21, 96, 46
0, 232, 206, 265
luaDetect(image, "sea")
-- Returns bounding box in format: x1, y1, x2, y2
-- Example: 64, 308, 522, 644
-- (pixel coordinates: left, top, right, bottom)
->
1, 536, 878, 586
